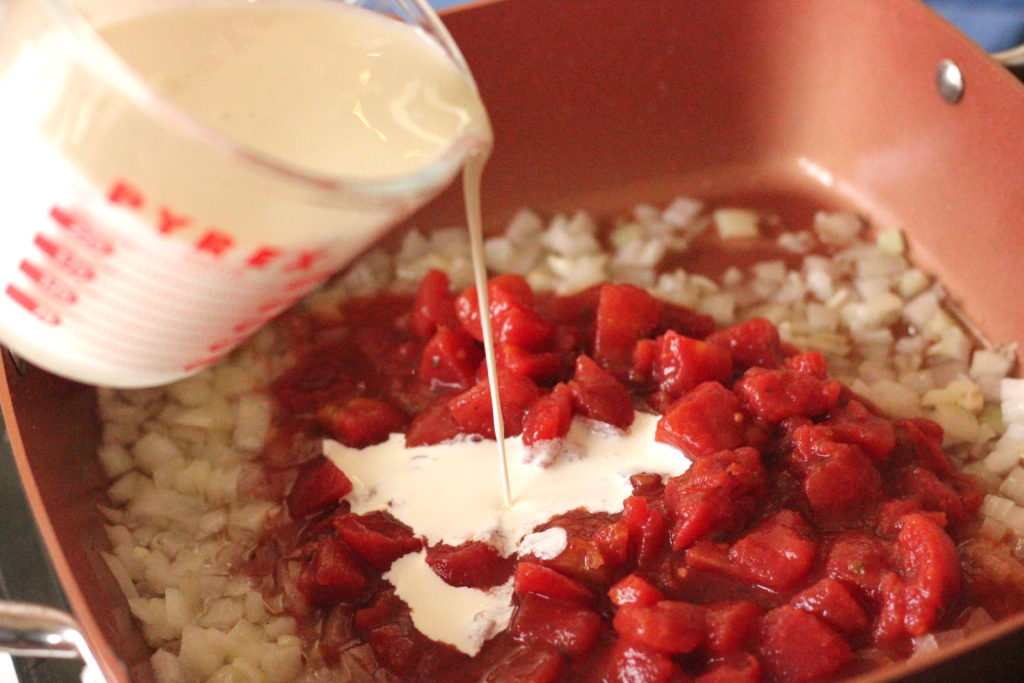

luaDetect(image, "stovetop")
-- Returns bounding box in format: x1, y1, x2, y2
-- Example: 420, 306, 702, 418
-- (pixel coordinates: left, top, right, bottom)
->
1, 428, 83, 682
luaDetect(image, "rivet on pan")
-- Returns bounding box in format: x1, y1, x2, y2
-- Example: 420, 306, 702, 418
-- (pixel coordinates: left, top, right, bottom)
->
936, 59, 964, 104
5, 348, 28, 376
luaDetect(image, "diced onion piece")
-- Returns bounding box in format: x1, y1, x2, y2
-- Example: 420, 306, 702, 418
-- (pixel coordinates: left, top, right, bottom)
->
999, 466, 1024, 506
713, 208, 760, 239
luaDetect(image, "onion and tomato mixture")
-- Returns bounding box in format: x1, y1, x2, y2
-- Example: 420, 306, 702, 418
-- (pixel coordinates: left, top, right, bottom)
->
254, 267, 1006, 683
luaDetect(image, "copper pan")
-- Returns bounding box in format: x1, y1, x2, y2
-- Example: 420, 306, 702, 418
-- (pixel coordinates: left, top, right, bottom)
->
3, 0, 1024, 680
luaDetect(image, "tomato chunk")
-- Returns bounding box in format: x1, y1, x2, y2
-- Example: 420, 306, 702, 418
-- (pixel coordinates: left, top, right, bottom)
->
419, 327, 482, 391
791, 578, 870, 635
612, 600, 706, 654
706, 317, 783, 370
317, 398, 406, 448
598, 639, 684, 683
728, 510, 816, 592
656, 382, 748, 459
512, 595, 602, 659
663, 447, 766, 549
456, 275, 555, 351
514, 562, 594, 606
704, 600, 762, 656
411, 269, 458, 340
758, 606, 852, 683
593, 283, 664, 378
824, 532, 892, 602
425, 541, 514, 589
405, 401, 460, 446
297, 537, 368, 606
897, 513, 961, 636
522, 383, 573, 446
448, 371, 541, 438
568, 355, 635, 430
824, 400, 895, 461
334, 512, 422, 571
696, 653, 762, 683
480, 644, 566, 683
608, 574, 664, 608
734, 367, 841, 423
287, 458, 353, 518
650, 330, 733, 400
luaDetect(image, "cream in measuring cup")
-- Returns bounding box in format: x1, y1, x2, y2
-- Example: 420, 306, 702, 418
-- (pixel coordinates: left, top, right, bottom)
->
0, 0, 492, 387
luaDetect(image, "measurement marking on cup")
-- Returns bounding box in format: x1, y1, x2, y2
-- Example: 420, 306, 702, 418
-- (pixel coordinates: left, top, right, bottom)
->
4, 284, 61, 325
49, 205, 115, 255
18, 260, 77, 304
32, 234, 95, 280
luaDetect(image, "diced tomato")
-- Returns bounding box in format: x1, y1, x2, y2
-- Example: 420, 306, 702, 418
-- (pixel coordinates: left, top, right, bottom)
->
411, 269, 459, 340
824, 532, 892, 603
613, 601, 706, 654
898, 466, 968, 525
728, 510, 816, 592
783, 349, 828, 379
317, 397, 406, 448
405, 401, 460, 446
542, 519, 626, 587
656, 382, 749, 459
354, 588, 404, 631
479, 644, 566, 682
522, 383, 574, 446
651, 330, 734, 400
824, 400, 896, 461
593, 283, 664, 378
333, 512, 422, 571
704, 600, 762, 656
696, 653, 762, 683
498, 344, 562, 383
568, 355, 635, 429
297, 537, 368, 606
706, 317, 783, 370
896, 513, 961, 636
419, 327, 482, 391
598, 638, 685, 683
539, 285, 602, 327
425, 541, 514, 589
734, 367, 841, 423
511, 594, 602, 659
873, 570, 907, 643
623, 496, 668, 568
758, 606, 852, 683
365, 622, 423, 675
448, 371, 541, 438
608, 574, 664, 608
791, 578, 870, 635
803, 446, 883, 518
658, 301, 716, 340
684, 542, 747, 583
455, 275, 555, 351
631, 338, 658, 385
287, 458, 353, 518
897, 418, 953, 476
271, 346, 360, 413
514, 562, 594, 606
663, 447, 766, 550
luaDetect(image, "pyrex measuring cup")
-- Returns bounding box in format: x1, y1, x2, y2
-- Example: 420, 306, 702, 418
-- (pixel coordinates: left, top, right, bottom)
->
0, 0, 489, 388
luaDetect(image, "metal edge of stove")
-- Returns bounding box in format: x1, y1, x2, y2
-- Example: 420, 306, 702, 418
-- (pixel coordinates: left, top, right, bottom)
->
1, 425, 84, 683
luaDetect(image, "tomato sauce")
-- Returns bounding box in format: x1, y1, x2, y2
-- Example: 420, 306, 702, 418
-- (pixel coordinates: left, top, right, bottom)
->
249, 270, 1021, 682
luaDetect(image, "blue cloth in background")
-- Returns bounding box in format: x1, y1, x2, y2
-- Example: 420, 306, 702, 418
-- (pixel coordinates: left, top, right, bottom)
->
928, 0, 1024, 51
428, 0, 1024, 53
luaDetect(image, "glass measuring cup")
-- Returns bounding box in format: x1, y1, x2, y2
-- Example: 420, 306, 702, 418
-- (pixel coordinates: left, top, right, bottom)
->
0, 0, 490, 388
